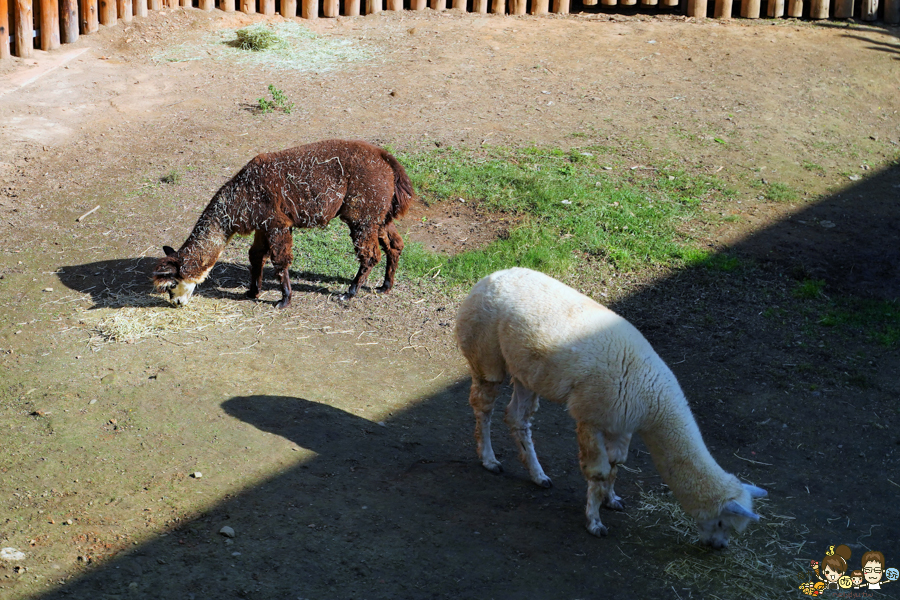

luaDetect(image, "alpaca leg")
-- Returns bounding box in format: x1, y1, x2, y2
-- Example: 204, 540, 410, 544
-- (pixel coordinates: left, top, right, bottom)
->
267, 228, 294, 309
376, 221, 404, 294
505, 378, 552, 488
601, 432, 632, 511
469, 376, 503, 474
341, 226, 381, 301
246, 231, 270, 299
577, 422, 613, 536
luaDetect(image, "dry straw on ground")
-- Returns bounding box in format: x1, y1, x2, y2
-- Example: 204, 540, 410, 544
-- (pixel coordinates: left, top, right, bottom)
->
631, 489, 807, 599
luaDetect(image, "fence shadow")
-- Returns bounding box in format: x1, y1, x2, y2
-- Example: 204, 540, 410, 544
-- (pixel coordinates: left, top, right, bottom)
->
36, 162, 900, 598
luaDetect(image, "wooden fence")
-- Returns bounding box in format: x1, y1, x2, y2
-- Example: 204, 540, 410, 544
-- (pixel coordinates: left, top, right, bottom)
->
2, 0, 898, 60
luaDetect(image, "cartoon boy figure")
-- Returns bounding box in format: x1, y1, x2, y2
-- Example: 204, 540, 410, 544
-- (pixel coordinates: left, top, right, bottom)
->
850, 570, 865, 589
861, 550, 894, 589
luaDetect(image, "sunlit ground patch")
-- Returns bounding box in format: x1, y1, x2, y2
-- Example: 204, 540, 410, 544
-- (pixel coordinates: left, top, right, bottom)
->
152, 22, 374, 72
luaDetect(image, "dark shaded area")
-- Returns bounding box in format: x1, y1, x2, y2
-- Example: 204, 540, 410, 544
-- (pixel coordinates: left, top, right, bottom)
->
40, 164, 899, 599
36, 390, 669, 599
733, 161, 900, 301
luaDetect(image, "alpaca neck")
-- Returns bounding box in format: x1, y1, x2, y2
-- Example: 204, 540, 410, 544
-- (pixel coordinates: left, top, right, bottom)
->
180, 202, 232, 283
640, 388, 731, 517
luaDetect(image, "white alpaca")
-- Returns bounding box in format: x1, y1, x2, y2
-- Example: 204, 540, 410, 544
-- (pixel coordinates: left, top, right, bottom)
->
455, 268, 766, 548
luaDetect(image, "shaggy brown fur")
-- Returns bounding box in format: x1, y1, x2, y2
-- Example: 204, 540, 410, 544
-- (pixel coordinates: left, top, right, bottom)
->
152, 140, 414, 308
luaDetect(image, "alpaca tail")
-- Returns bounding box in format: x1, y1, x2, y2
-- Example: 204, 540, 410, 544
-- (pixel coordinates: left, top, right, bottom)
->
383, 151, 414, 219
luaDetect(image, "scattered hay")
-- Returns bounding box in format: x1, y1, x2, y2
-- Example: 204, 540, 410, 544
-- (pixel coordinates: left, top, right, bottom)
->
235, 24, 283, 51
632, 489, 805, 600
152, 22, 373, 73
91, 292, 249, 344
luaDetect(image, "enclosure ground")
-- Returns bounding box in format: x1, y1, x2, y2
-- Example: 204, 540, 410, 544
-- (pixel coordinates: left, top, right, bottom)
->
1, 10, 899, 600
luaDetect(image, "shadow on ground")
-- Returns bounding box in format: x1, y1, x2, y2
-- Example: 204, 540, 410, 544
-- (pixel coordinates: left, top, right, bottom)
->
37, 163, 899, 599
56, 258, 353, 308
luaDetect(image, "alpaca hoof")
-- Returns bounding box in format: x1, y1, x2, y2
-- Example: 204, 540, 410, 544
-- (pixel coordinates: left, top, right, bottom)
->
604, 495, 625, 511
245, 289, 260, 299
482, 460, 503, 474
535, 476, 553, 489
375, 284, 392, 294
336, 292, 355, 302
275, 298, 291, 309
587, 521, 608, 537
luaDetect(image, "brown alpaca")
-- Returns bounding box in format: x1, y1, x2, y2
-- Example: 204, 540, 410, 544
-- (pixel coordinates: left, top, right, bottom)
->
152, 140, 414, 308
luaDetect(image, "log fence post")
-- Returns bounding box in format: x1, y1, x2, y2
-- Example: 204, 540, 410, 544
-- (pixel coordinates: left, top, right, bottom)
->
713, 0, 732, 17
14, 0, 32, 57
0, 0, 9, 58
860, 0, 877, 18
767, 0, 784, 16
322, 0, 337, 15
551, 0, 567, 12
117, 0, 132, 21
281, 0, 297, 15
740, 0, 760, 16
687, 0, 707, 16
301, 0, 317, 17
886, 0, 899, 23
40, 0, 59, 49
99, 0, 116, 25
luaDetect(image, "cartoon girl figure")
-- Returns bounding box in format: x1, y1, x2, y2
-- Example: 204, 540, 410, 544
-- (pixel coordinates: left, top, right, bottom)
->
812, 545, 852, 590
850, 570, 865, 589
861, 550, 894, 590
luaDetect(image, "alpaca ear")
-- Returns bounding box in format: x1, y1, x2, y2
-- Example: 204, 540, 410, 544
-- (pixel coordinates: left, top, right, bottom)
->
723, 500, 760, 521
163, 246, 177, 257
743, 484, 768, 498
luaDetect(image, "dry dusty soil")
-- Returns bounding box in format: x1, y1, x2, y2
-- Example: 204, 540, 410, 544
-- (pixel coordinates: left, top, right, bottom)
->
1, 7, 899, 600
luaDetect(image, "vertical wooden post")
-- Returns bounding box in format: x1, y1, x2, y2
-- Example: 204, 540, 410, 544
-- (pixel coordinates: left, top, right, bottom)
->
80, 0, 97, 32
99, 0, 116, 25
786, 0, 802, 16
259, 0, 273, 13
621, 0, 636, 6
531, 0, 547, 12
428, 0, 443, 9
14, 0, 32, 56
582, 0, 596, 5
322, 0, 337, 14
687, 0, 706, 16
713, 0, 731, 16
767, 0, 784, 16
740, 0, 760, 16
220, 0, 234, 11
301, 0, 317, 17
641, 0, 659, 6
40, 0, 59, 48
0, 0, 10, 58
281, 0, 297, 15
240, 0, 254, 12
450, 0, 464, 8
860, 0, 877, 18
885, 0, 899, 23
346, 0, 360, 14
148, 0, 158, 10
117, 0, 132, 21
551, 0, 567, 11
809, 0, 827, 16
490, 0, 504, 13
472, 0, 486, 9
600, 0, 616, 6
660, 0, 677, 5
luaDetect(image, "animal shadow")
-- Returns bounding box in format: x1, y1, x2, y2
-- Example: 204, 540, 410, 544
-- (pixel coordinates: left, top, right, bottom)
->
57, 258, 252, 308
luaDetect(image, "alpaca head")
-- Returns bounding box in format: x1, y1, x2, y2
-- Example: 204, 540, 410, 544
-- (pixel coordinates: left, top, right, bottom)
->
152, 246, 197, 306
697, 483, 767, 549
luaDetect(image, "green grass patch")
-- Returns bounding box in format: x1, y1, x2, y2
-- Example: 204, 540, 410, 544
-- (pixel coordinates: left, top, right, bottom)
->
764, 181, 800, 203
291, 221, 358, 280
793, 279, 826, 300
392, 146, 730, 286
820, 298, 900, 347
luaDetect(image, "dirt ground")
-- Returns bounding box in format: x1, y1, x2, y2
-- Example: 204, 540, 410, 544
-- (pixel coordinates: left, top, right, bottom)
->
1, 8, 899, 600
